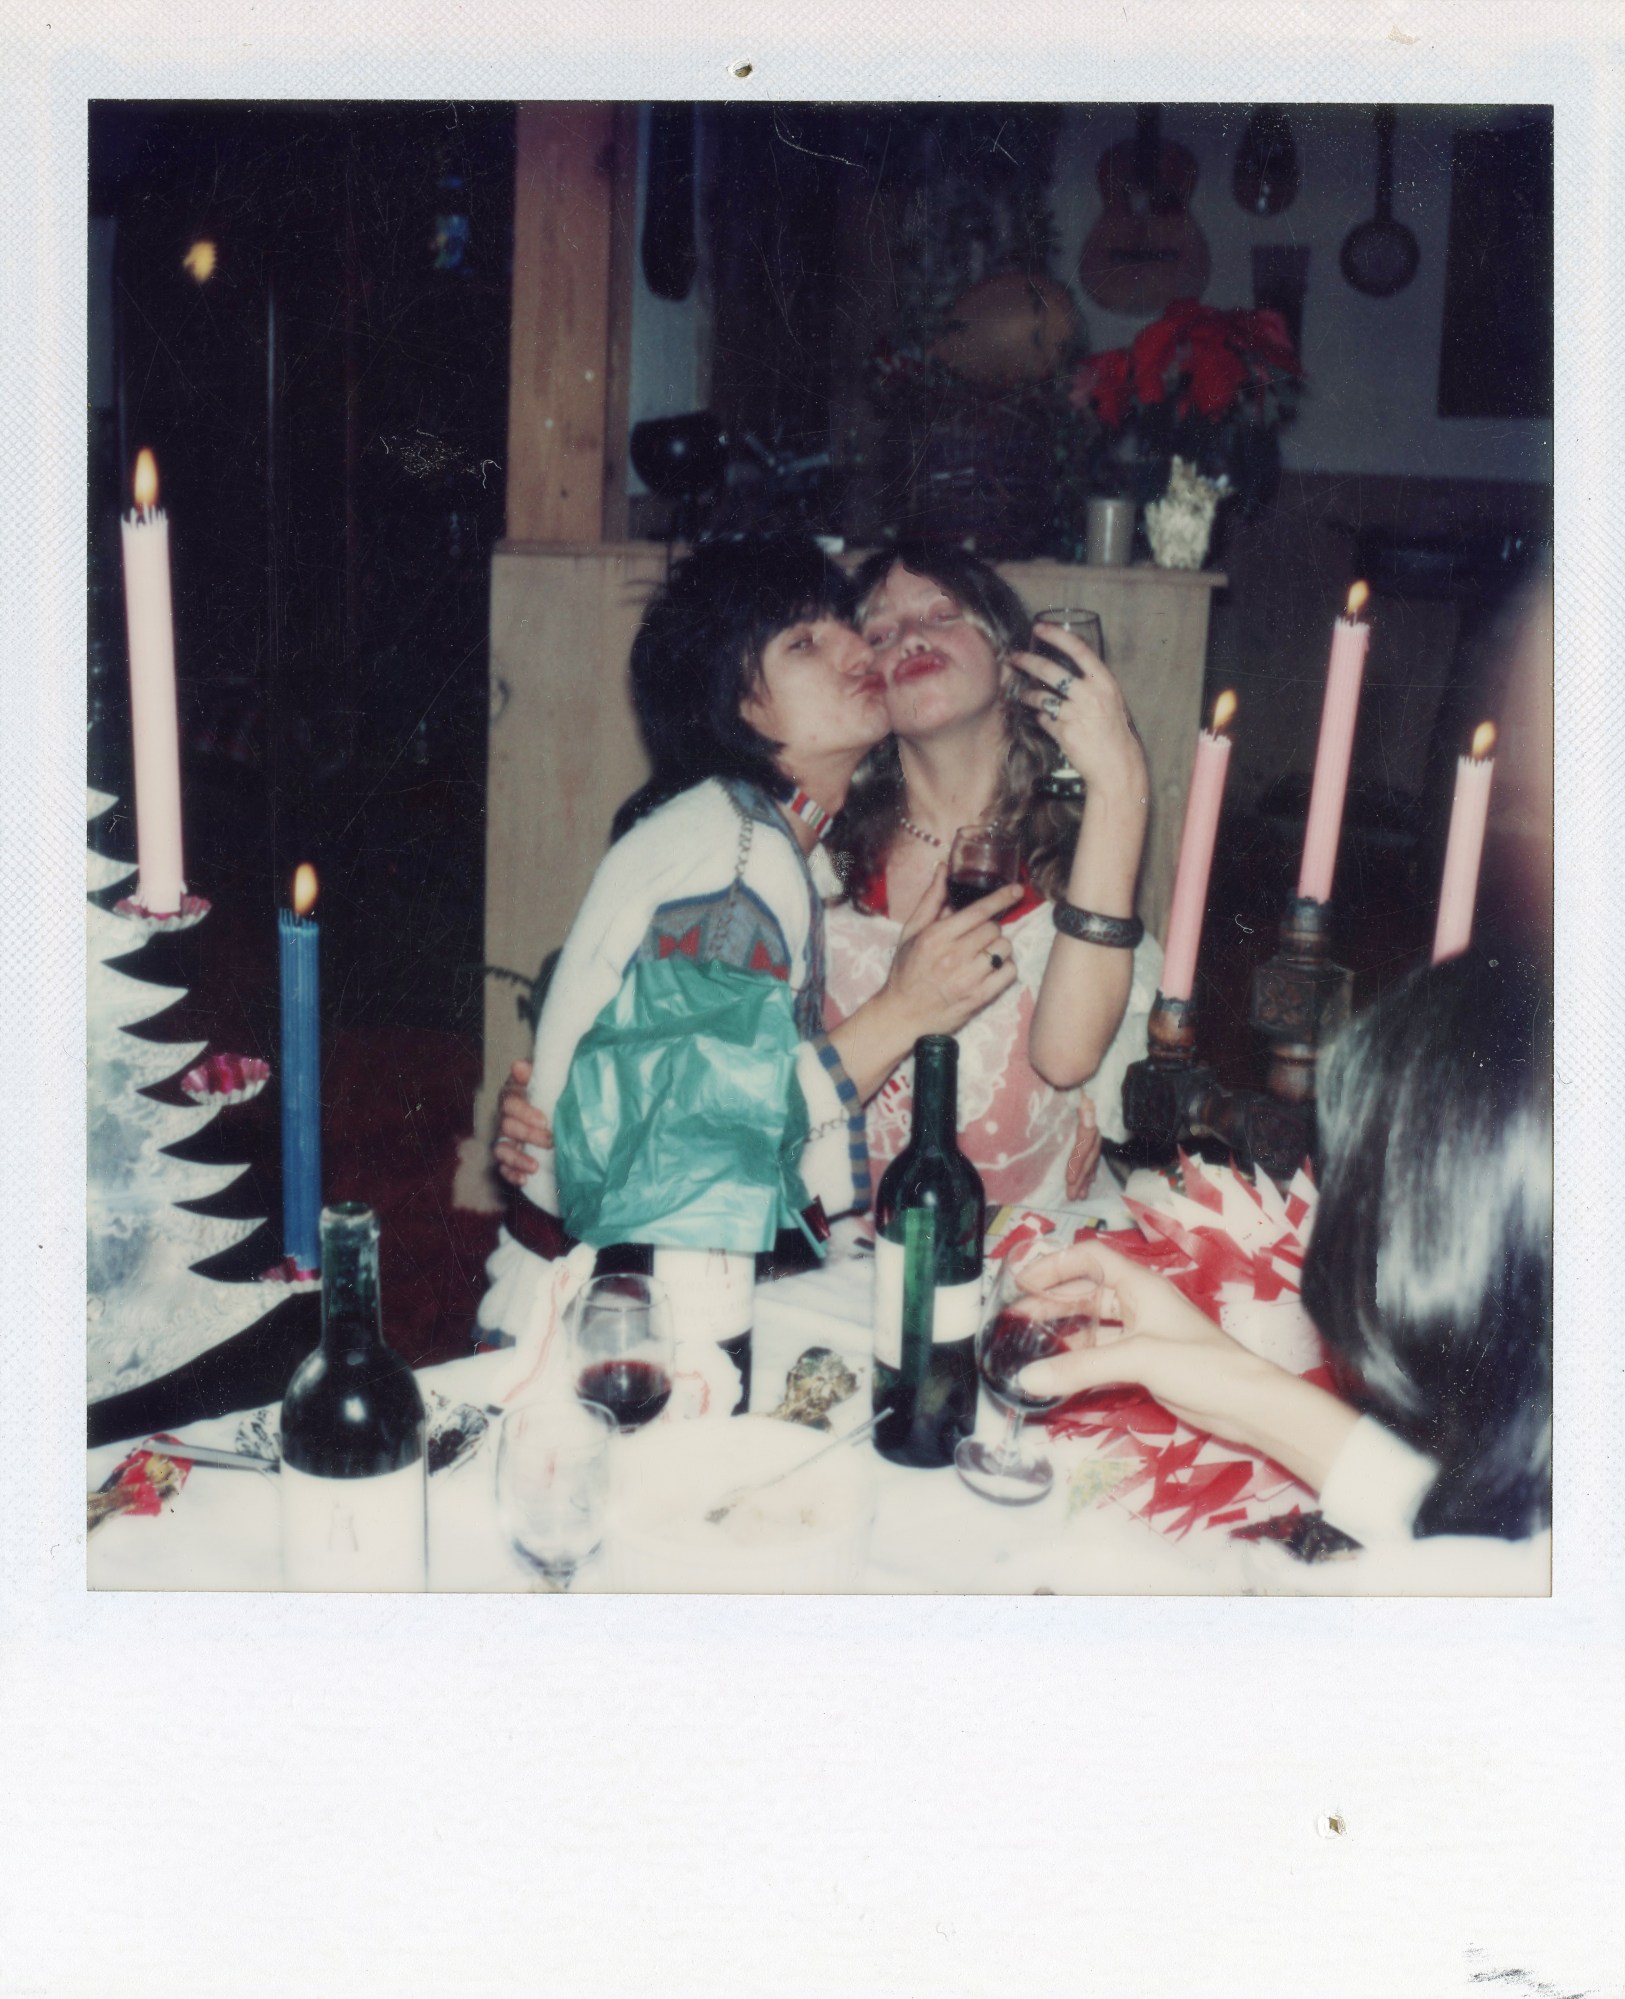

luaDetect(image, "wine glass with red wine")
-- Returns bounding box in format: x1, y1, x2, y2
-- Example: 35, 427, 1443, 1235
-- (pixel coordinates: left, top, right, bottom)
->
954, 1252, 1089, 1505
1027, 607, 1104, 800
569, 1273, 676, 1431
947, 824, 1022, 912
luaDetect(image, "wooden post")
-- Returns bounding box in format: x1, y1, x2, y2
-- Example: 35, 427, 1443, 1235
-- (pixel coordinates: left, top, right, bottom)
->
504, 103, 635, 544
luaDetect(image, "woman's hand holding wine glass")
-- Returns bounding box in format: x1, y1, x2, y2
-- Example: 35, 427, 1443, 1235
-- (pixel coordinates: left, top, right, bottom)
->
1016, 610, 1146, 803
946, 824, 1022, 913
830, 870, 1023, 1104
954, 1247, 1096, 1506
1013, 1239, 1275, 1439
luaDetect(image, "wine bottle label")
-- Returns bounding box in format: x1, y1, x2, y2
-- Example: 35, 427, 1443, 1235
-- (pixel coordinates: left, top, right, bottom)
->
652, 1247, 754, 1341
872, 1236, 982, 1369
281, 1461, 427, 1591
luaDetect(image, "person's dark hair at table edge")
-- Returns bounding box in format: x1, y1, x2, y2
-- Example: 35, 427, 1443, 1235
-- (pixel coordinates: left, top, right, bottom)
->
1303, 947, 1553, 1542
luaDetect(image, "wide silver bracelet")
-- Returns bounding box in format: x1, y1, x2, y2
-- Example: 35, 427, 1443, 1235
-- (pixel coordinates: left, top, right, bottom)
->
1054, 900, 1144, 949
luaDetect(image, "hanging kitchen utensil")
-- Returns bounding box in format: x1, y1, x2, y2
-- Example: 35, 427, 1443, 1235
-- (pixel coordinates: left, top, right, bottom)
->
1340, 107, 1419, 299
1232, 107, 1300, 216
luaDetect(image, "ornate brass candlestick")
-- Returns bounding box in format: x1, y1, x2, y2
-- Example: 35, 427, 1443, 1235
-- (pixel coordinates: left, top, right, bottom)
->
1118, 994, 1215, 1162
1248, 896, 1353, 1106
1116, 899, 1353, 1185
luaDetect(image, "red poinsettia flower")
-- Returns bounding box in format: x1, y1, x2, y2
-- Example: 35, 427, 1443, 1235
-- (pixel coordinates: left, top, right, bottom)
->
1182, 339, 1251, 420
1129, 310, 1182, 405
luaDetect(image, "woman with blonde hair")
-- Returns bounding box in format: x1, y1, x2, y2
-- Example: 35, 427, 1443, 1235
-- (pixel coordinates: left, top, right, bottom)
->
825, 542, 1161, 1208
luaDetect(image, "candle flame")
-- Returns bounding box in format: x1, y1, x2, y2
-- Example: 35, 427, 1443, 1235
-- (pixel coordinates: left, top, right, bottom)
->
182, 239, 218, 283
132, 448, 159, 512
292, 863, 319, 918
1211, 689, 1238, 734
1471, 720, 1497, 760
1346, 580, 1370, 619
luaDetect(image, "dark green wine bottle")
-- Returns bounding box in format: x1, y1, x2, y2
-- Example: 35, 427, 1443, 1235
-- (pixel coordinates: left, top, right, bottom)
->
280, 1204, 427, 1590
871, 1037, 984, 1468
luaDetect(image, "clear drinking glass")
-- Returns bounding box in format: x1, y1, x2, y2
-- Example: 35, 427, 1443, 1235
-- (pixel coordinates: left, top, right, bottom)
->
954, 1251, 1090, 1506
947, 824, 1023, 912
1028, 607, 1105, 800
497, 1398, 615, 1589
569, 1273, 676, 1432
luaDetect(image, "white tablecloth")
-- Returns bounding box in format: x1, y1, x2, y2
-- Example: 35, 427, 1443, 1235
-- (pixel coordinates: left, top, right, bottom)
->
87, 1208, 1270, 1596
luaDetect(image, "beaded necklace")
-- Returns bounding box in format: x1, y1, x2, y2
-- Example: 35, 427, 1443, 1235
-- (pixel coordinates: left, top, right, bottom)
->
897, 810, 1002, 849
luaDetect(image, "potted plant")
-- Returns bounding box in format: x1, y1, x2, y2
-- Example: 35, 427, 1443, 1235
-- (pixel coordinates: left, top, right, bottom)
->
868, 276, 1093, 558
1068, 298, 1304, 565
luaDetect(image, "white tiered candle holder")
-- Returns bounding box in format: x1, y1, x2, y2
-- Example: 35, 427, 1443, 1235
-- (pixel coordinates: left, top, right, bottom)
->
112, 890, 212, 938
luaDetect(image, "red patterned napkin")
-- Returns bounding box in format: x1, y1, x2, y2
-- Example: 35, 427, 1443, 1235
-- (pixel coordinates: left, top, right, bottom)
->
86, 1438, 195, 1532
1039, 1156, 1331, 1541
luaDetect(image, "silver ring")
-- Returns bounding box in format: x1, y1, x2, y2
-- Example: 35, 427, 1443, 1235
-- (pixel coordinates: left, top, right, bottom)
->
1053, 673, 1075, 701
1041, 693, 1062, 722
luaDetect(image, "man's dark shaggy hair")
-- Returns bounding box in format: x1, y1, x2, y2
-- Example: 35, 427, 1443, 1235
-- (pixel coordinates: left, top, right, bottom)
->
611, 534, 857, 839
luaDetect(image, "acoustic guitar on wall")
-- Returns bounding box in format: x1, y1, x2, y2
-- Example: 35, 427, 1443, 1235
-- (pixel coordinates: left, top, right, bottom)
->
1077, 106, 1212, 315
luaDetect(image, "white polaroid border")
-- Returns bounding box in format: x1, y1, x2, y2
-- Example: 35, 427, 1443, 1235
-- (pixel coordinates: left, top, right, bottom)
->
4, 6, 1620, 1995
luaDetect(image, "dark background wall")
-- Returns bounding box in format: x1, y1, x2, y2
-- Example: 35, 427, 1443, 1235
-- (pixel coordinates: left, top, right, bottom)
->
90, 102, 514, 1043
89, 98, 1552, 1038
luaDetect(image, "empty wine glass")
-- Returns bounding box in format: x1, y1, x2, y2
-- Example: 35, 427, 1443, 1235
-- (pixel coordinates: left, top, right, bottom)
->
1027, 606, 1104, 800
569, 1273, 675, 1432
947, 824, 1022, 912
497, 1397, 615, 1590
954, 1250, 1090, 1505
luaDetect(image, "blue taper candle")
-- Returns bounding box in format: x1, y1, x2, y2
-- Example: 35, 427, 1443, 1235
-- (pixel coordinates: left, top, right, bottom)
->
278, 865, 322, 1272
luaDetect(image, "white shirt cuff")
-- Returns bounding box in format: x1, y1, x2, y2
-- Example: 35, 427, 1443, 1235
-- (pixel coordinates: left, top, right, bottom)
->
1318, 1414, 1440, 1546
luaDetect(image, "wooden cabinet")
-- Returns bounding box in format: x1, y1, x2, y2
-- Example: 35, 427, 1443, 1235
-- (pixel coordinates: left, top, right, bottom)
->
454, 543, 1222, 1206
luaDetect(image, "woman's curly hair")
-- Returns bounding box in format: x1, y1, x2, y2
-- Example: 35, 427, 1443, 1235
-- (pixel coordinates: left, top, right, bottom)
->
825, 542, 1082, 905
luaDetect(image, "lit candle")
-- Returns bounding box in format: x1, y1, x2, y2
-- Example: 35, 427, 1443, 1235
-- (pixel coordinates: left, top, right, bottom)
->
1432, 723, 1497, 964
1159, 690, 1238, 1004
279, 864, 322, 1274
118, 448, 186, 914
1297, 581, 1372, 905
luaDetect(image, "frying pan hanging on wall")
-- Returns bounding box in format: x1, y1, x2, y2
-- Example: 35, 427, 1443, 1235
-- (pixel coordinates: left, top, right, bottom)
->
1341, 107, 1419, 299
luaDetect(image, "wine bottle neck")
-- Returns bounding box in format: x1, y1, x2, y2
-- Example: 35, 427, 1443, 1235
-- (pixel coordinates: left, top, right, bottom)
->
319, 1206, 384, 1353
909, 1036, 960, 1151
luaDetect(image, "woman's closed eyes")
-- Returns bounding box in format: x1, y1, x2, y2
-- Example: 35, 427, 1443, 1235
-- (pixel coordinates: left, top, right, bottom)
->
863, 603, 963, 651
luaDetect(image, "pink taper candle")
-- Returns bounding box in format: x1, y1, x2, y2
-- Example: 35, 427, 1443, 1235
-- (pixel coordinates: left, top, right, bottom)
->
1160, 690, 1237, 1003
118, 449, 186, 915
1432, 723, 1497, 963
1297, 581, 1372, 904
